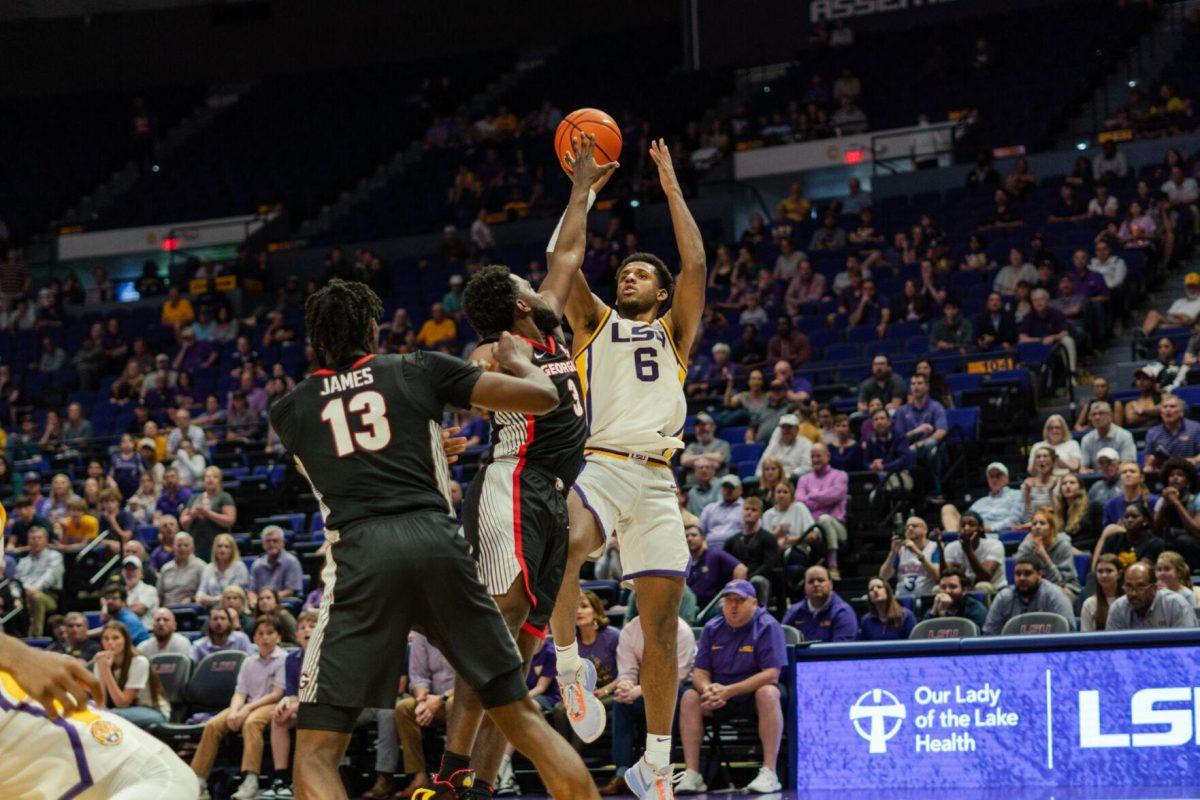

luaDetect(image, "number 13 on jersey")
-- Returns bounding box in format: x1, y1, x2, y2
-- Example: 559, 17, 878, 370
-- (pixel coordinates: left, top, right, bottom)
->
321, 391, 392, 456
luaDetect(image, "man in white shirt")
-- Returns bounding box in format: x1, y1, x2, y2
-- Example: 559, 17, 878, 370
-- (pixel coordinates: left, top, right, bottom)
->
772, 239, 803, 281
1162, 165, 1199, 207
138, 608, 194, 658
1142, 272, 1200, 335
122, 556, 159, 627
940, 512, 1007, 591
756, 414, 812, 479
1088, 240, 1127, 290
166, 409, 207, 456
601, 616, 696, 795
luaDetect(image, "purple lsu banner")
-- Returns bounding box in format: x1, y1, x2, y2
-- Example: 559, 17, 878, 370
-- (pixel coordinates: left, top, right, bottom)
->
792, 645, 1200, 788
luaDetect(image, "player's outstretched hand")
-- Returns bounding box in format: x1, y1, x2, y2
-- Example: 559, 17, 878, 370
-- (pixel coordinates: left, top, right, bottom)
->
565, 133, 618, 193
649, 137, 679, 192
440, 425, 468, 464
494, 330, 534, 373
0, 633, 100, 719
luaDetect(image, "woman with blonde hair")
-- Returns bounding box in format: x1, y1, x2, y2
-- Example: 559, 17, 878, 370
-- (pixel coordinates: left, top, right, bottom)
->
1021, 447, 1060, 524
1155, 550, 1197, 607
858, 577, 916, 640
755, 457, 786, 508
1027, 414, 1081, 474
1055, 472, 1103, 553
196, 532, 251, 607
1016, 507, 1081, 599
220, 584, 254, 631
93, 620, 170, 727
1080, 554, 1122, 631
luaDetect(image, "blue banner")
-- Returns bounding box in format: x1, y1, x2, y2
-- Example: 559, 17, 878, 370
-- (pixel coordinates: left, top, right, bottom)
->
792, 645, 1200, 788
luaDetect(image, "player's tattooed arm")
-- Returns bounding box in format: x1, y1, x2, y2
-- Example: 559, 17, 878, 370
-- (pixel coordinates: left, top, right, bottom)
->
650, 137, 706, 360
543, 134, 618, 320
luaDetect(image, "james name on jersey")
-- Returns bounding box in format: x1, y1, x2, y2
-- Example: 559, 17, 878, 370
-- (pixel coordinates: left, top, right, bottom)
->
321, 366, 375, 396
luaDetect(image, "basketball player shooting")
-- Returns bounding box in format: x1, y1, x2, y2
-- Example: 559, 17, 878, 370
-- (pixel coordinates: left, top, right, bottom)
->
554, 138, 706, 800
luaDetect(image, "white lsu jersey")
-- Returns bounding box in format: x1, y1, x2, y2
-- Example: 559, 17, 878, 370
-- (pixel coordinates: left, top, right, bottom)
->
0, 670, 196, 800
574, 306, 688, 457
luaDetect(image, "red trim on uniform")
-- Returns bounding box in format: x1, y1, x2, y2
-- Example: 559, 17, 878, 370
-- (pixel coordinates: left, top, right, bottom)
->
521, 621, 548, 640
519, 334, 555, 354
511, 414, 538, 609
311, 353, 376, 378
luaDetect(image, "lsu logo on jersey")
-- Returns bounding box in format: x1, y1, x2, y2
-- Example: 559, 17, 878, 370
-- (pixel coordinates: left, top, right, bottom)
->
89, 719, 124, 746
609, 322, 667, 347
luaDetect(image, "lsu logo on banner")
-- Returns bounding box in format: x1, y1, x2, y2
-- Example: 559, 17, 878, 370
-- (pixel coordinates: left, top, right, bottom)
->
1079, 687, 1200, 748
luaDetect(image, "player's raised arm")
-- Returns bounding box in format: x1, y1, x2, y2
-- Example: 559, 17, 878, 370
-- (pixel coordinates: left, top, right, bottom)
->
470, 332, 558, 415
542, 134, 618, 320
650, 138, 706, 359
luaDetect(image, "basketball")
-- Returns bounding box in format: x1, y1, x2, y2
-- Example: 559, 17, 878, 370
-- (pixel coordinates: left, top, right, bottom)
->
554, 108, 622, 175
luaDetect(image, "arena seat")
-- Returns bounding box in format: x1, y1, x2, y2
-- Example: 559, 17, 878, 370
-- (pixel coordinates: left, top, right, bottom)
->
1000, 612, 1073, 636
154, 650, 247, 748
148, 652, 194, 722
909, 617, 979, 640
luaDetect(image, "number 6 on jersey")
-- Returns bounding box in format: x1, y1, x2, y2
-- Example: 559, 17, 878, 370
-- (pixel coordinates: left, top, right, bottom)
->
321, 390, 392, 456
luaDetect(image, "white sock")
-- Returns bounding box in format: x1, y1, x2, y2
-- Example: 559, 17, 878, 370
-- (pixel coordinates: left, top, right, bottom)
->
555, 641, 580, 678
644, 734, 672, 770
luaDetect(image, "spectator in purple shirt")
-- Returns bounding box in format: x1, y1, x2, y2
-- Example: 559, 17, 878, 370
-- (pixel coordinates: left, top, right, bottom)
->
781, 565, 858, 642
1143, 394, 1200, 472
172, 326, 217, 374
248, 525, 303, 599
527, 637, 560, 711
686, 523, 748, 610
155, 468, 193, 518
892, 373, 949, 501
1020, 288, 1077, 375
858, 577, 918, 640
862, 408, 912, 475
189, 606, 254, 662
677, 580, 786, 794
148, 516, 179, 573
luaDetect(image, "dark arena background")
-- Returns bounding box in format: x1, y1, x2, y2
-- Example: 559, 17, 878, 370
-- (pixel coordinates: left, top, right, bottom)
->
0, 0, 1199, 798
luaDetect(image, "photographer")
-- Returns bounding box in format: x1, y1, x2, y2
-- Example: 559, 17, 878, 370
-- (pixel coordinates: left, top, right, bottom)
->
878, 516, 940, 599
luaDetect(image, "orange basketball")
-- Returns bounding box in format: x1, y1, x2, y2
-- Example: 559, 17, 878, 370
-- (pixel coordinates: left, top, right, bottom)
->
554, 108, 622, 175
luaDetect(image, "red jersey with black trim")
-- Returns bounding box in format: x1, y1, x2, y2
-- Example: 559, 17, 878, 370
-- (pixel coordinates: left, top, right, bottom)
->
483, 333, 587, 485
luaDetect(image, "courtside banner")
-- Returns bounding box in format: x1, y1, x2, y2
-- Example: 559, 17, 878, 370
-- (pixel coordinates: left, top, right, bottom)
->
792, 644, 1200, 788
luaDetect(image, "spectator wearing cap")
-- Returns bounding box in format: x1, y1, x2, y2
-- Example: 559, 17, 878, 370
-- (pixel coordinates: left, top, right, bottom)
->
1124, 363, 1163, 429
893, 373, 949, 500
1080, 403, 1137, 471
442, 273, 465, 316
137, 607, 193, 658
1088, 449, 1124, 504
121, 555, 159, 627
794, 443, 848, 578
928, 297, 974, 352
249, 525, 303, 599
686, 524, 748, 609
782, 565, 857, 642
678, 579, 787, 795
1106, 561, 1197, 630
698, 475, 746, 547
21, 473, 52, 519
685, 457, 721, 517
1020, 289, 1076, 375
974, 291, 1018, 351
5, 496, 52, 553
680, 413, 731, 479
923, 566, 989, 630
856, 355, 907, 415
606, 614, 696, 795
1142, 272, 1200, 336
747, 379, 793, 445
756, 413, 812, 479
1144, 393, 1200, 472
766, 316, 811, 369
982, 553, 1075, 635
723, 497, 778, 608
